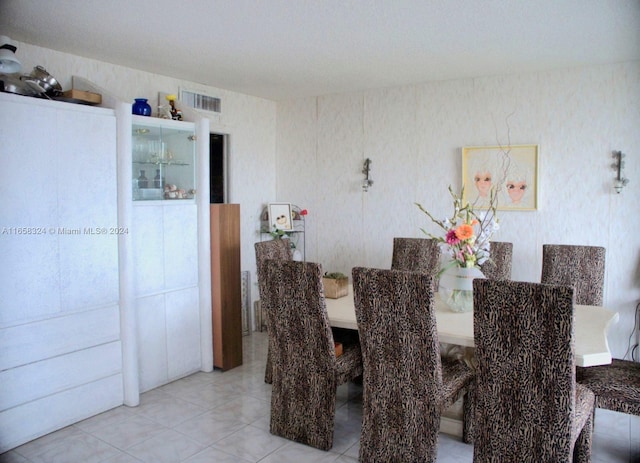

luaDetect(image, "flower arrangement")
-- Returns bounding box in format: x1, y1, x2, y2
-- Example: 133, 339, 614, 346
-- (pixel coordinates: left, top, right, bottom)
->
415, 186, 499, 275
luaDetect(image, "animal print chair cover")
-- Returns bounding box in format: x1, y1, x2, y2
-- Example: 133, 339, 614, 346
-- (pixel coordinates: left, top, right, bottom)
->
254, 239, 292, 384
541, 244, 605, 305
352, 267, 474, 462
391, 237, 442, 276
577, 359, 640, 417
262, 259, 363, 451
472, 279, 595, 463
479, 241, 513, 281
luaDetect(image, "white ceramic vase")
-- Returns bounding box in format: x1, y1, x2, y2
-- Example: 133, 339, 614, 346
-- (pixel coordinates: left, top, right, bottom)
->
438, 265, 485, 313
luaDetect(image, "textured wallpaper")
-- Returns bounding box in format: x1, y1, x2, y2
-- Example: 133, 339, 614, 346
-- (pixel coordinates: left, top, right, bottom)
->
14, 42, 640, 356
276, 62, 640, 358
16, 41, 278, 305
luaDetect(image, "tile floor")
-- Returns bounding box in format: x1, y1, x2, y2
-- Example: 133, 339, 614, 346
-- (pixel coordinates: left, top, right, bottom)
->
2, 331, 639, 463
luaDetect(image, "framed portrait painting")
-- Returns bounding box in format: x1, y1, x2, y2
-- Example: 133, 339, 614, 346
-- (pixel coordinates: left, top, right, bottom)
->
462, 144, 539, 211
268, 203, 293, 230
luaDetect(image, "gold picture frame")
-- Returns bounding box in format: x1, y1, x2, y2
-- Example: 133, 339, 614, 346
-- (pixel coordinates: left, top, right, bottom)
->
462, 144, 539, 211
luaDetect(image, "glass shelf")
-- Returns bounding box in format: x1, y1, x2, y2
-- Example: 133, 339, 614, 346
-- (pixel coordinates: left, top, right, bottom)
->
132, 116, 196, 201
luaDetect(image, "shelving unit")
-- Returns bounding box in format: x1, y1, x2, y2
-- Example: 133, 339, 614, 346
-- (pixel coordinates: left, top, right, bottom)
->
130, 114, 206, 391
132, 115, 196, 201
259, 204, 306, 261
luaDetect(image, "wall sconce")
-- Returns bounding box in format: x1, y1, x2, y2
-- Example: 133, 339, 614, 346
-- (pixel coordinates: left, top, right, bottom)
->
611, 150, 629, 194
0, 35, 22, 74
362, 158, 374, 192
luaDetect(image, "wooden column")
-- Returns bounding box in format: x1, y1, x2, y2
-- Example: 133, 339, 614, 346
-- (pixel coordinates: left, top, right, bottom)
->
210, 204, 243, 370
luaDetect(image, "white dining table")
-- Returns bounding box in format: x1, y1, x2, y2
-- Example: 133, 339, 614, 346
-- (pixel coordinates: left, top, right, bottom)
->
325, 285, 619, 368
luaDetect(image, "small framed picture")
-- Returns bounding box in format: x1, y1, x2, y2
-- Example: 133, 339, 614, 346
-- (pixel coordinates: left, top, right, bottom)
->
268, 203, 293, 230
462, 144, 539, 211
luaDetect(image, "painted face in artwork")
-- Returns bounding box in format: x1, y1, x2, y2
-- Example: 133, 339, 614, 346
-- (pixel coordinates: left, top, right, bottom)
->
474, 171, 492, 197
276, 214, 290, 229
506, 180, 527, 204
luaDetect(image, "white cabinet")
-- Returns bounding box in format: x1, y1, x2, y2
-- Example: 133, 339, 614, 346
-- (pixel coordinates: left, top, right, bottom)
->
0, 89, 212, 452
0, 92, 122, 452
130, 116, 205, 392
132, 203, 201, 391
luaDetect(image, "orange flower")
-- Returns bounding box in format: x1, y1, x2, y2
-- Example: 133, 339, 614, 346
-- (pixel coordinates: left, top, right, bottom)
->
454, 224, 474, 241
470, 219, 479, 226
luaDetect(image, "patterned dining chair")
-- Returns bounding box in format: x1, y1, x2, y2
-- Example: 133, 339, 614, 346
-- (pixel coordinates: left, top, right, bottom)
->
262, 259, 363, 450
391, 237, 441, 276
254, 239, 292, 384
541, 245, 639, 423
576, 358, 640, 419
479, 241, 513, 280
540, 244, 605, 305
352, 267, 474, 462
472, 279, 595, 463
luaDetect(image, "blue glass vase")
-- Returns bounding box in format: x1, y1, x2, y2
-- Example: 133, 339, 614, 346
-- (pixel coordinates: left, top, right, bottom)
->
132, 98, 152, 116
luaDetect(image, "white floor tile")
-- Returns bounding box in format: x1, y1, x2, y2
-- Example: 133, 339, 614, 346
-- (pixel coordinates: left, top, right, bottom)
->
21, 432, 121, 463
173, 411, 248, 446
2, 332, 638, 463
125, 429, 204, 463
182, 447, 252, 463
259, 441, 341, 462
211, 424, 288, 461
87, 414, 167, 450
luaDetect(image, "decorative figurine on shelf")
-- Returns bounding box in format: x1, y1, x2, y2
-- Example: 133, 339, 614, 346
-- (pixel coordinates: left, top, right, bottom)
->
164, 184, 191, 199
157, 104, 172, 119
165, 94, 183, 121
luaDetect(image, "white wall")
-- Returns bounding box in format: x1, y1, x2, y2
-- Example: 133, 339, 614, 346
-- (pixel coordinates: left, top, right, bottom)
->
276, 62, 640, 358
16, 42, 278, 307
15, 43, 640, 358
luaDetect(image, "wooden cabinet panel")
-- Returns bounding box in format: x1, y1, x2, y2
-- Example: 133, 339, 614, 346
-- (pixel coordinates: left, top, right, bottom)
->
210, 204, 242, 370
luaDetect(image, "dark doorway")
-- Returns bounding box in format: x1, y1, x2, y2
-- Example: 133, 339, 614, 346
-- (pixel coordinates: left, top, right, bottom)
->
210, 133, 225, 203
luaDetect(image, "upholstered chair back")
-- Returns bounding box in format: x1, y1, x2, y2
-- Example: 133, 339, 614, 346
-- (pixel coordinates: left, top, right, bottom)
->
254, 239, 292, 297
541, 244, 605, 305
479, 241, 513, 280
263, 259, 362, 450
391, 237, 441, 276
472, 279, 595, 463
254, 239, 293, 384
353, 267, 473, 462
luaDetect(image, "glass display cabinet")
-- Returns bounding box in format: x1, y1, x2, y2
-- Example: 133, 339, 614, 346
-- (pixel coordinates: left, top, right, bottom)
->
132, 115, 196, 201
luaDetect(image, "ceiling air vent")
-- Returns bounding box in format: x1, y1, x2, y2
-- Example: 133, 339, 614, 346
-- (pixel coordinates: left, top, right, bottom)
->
179, 89, 221, 114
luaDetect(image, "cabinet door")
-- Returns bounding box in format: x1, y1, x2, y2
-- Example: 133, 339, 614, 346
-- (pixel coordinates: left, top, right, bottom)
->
163, 204, 198, 288
56, 106, 119, 310
132, 200, 200, 390
136, 294, 168, 392
1, 97, 60, 320
166, 287, 201, 379
132, 205, 165, 295
132, 117, 196, 201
